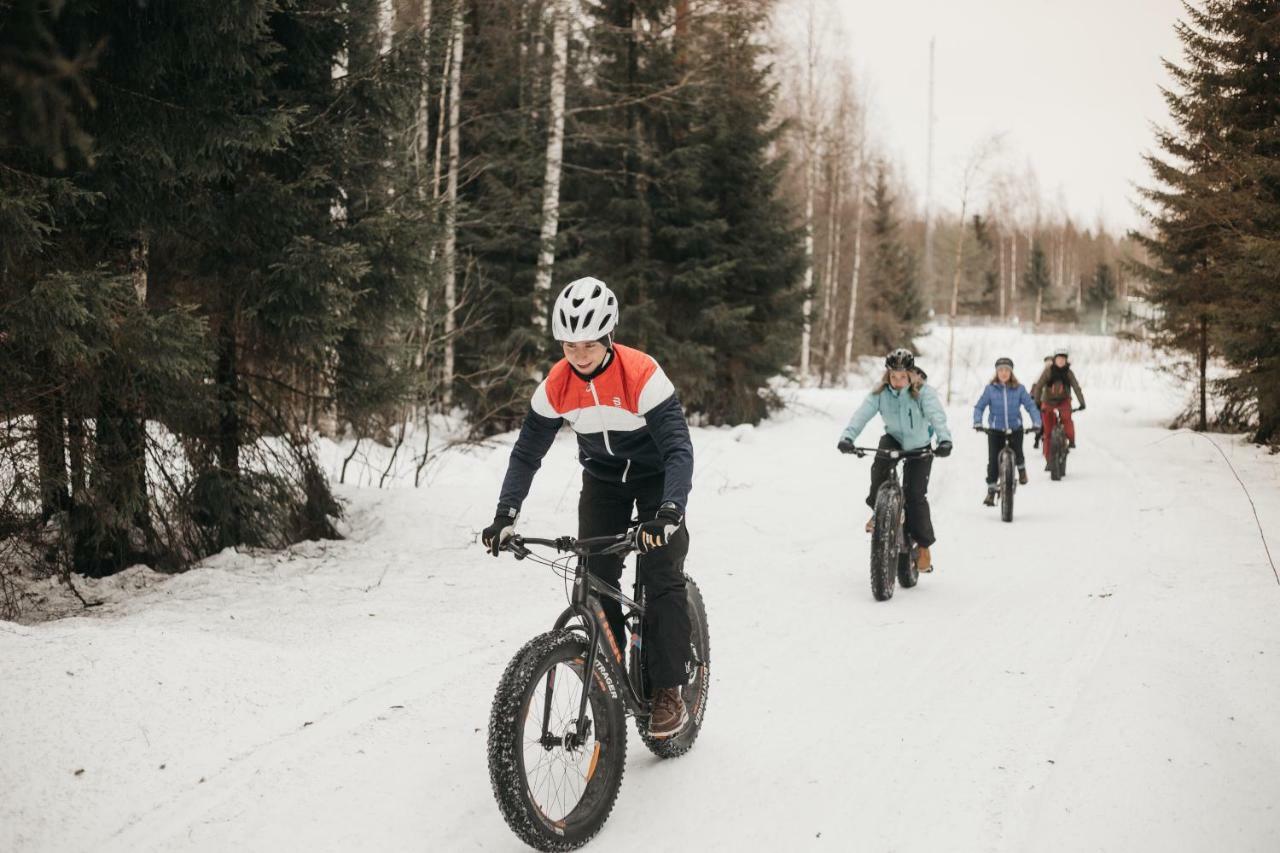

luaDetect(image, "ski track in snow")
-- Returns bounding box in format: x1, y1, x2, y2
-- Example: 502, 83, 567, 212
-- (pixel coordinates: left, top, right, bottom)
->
3, 326, 1279, 852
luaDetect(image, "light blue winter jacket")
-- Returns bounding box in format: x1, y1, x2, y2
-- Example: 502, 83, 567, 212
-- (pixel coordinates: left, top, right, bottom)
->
841, 383, 952, 451
972, 382, 1042, 431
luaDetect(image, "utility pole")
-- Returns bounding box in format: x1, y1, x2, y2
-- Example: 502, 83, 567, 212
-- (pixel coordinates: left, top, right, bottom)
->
923, 37, 937, 313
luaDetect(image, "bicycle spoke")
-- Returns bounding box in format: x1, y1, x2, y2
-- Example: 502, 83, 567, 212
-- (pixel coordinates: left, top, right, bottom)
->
519, 659, 597, 824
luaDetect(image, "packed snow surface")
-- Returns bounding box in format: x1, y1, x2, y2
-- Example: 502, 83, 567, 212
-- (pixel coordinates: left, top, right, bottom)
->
3, 325, 1279, 852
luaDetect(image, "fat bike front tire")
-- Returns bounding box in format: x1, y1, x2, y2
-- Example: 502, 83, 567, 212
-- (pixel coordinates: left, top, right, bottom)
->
488, 630, 627, 852
1050, 428, 1066, 481
1000, 451, 1016, 522
869, 491, 900, 601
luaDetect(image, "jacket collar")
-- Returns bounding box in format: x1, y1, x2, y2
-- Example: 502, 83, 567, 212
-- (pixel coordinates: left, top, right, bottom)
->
570, 348, 615, 382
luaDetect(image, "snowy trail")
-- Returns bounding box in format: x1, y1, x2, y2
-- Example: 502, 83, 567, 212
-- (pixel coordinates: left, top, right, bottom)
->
4, 327, 1280, 852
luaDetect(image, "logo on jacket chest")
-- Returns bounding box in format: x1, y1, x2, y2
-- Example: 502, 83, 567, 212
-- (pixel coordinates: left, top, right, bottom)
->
580, 387, 624, 408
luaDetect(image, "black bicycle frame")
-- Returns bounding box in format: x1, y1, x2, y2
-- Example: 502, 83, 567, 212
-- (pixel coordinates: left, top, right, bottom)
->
844, 444, 933, 551
511, 534, 651, 743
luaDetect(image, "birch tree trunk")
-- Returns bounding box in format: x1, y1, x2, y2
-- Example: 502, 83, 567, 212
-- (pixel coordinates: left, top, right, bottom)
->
998, 231, 1006, 318
411, 0, 433, 377
1010, 232, 1018, 309
819, 153, 842, 381
416, 0, 433, 186
800, 156, 816, 376
798, 4, 821, 377
821, 182, 842, 380
441, 0, 463, 407
432, 23, 451, 201
532, 0, 569, 329
841, 130, 866, 377
949, 204, 966, 318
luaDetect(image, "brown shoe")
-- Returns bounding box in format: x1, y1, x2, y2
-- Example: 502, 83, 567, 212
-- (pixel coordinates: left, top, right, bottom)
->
865, 515, 875, 534
916, 546, 933, 573
983, 490, 996, 507
648, 688, 688, 739
1018, 468, 1028, 485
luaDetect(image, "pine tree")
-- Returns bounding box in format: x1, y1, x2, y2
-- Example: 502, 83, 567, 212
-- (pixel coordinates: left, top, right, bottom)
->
1024, 240, 1051, 323
864, 163, 923, 353
643, 0, 805, 423
1087, 262, 1116, 308
1134, 0, 1280, 439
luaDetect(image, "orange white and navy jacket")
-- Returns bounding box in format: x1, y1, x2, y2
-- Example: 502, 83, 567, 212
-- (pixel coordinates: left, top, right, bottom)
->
497, 343, 694, 515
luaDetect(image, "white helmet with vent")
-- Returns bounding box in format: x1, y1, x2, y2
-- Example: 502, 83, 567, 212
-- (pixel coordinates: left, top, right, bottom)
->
552, 277, 619, 342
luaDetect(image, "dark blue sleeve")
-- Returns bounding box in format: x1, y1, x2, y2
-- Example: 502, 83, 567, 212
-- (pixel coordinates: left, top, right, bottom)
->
643, 394, 694, 513
497, 408, 563, 513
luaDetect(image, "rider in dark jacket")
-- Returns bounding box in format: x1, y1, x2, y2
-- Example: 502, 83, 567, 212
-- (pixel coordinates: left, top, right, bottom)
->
481, 277, 694, 738
1034, 348, 1086, 463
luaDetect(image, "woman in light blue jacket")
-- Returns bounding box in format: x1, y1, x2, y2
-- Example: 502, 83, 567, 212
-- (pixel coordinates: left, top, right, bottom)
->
837, 348, 952, 571
972, 357, 1042, 505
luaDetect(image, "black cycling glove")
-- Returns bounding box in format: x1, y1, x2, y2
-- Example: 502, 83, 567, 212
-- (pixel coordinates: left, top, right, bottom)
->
637, 503, 682, 554
837, 438, 864, 456
482, 508, 517, 556
934, 441, 953, 458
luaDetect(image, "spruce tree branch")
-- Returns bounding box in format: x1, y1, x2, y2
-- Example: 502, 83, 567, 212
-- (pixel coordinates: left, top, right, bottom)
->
563, 70, 701, 116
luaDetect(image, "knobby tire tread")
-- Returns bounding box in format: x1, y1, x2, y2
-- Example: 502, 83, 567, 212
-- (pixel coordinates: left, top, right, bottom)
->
639, 576, 711, 759
870, 487, 900, 601
488, 630, 626, 851
1000, 449, 1015, 522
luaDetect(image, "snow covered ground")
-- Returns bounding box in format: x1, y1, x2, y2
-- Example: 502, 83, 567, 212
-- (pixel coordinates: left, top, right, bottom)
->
3, 324, 1279, 852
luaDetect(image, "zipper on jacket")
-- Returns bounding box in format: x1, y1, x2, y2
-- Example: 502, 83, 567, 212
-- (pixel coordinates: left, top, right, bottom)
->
1002, 385, 1009, 428
587, 380, 615, 456
621, 458, 631, 483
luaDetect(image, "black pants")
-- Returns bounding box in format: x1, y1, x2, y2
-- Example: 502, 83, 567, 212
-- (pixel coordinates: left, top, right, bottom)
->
579, 472, 691, 690
865, 434, 936, 547
986, 430, 1026, 486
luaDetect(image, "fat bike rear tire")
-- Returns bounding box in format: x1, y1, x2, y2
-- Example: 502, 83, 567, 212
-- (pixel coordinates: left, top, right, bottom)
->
639, 576, 711, 759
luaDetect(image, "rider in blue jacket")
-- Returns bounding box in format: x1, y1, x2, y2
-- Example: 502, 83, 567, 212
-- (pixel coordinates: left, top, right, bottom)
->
973, 357, 1042, 505
837, 348, 952, 572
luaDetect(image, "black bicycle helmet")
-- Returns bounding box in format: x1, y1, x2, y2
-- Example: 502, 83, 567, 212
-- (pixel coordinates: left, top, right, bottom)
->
885, 348, 915, 371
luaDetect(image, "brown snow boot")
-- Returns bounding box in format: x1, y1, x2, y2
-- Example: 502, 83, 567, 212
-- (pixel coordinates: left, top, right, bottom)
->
648, 688, 688, 739
916, 546, 933, 573
865, 515, 875, 534
983, 489, 996, 507
1018, 467, 1028, 485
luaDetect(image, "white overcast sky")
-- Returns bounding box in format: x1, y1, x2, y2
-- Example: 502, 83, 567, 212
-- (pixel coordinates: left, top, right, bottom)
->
825, 0, 1186, 235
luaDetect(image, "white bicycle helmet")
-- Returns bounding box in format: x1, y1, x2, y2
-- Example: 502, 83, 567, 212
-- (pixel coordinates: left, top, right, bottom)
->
552, 277, 618, 342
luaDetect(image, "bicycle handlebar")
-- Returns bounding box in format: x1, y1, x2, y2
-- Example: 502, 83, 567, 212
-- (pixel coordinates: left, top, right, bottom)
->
504, 530, 637, 560
975, 426, 1039, 434
839, 445, 934, 460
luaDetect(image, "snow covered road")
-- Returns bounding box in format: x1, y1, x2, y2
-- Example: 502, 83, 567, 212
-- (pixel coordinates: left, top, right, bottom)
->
4, 328, 1279, 852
